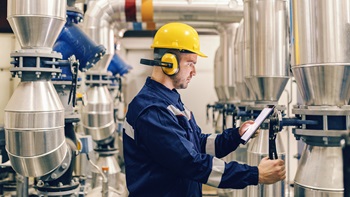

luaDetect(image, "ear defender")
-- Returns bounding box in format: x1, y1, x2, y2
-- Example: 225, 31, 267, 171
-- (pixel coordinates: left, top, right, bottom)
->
161, 53, 179, 76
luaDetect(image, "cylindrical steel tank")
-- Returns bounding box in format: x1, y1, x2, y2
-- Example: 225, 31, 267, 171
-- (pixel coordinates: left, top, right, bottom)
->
244, 0, 290, 102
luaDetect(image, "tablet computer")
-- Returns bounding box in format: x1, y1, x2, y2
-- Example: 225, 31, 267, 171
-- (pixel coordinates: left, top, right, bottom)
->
240, 105, 275, 144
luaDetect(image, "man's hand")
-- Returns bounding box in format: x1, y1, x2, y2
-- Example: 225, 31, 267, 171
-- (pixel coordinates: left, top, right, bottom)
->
239, 120, 260, 138
258, 157, 286, 184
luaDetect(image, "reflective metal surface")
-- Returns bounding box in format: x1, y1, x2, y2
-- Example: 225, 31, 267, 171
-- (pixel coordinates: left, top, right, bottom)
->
245, 76, 290, 102
214, 23, 240, 102
244, 0, 290, 102
4, 81, 66, 177
214, 48, 227, 101
7, 0, 66, 49
294, 145, 343, 196
247, 129, 285, 197
91, 153, 121, 190
235, 19, 255, 102
53, 82, 79, 119
292, 64, 350, 106
290, 1, 350, 196
81, 86, 115, 143
292, 0, 350, 106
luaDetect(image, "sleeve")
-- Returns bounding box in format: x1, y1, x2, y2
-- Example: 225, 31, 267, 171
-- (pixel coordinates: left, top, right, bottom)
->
135, 106, 258, 189
200, 128, 243, 158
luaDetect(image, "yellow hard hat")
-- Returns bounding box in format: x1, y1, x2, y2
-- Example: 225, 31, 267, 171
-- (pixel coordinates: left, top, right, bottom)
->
151, 22, 207, 57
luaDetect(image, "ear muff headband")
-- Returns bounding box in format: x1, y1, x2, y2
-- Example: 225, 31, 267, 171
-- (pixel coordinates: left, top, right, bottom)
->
161, 53, 179, 76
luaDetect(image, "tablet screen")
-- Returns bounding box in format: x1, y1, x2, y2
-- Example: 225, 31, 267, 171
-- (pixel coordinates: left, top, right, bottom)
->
240, 105, 275, 144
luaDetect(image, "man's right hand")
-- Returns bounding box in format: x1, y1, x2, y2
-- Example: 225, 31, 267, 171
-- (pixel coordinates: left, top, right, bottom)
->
257, 157, 286, 184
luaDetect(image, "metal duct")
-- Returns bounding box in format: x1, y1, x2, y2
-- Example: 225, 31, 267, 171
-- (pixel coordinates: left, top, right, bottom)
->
292, 0, 350, 106
214, 23, 240, 103
214, 48, 226, 101
244, 0, 290, 102
234, 19, 255, 102
4, 0, 68, 177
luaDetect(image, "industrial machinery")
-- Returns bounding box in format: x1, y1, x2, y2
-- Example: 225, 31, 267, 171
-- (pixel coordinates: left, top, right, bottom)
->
243, 0, 290, 196
79, 2, 132, 196
52, 1, 109, 196
3, 0, 79, 196
290, 0, 350, 196
209, 1, 290, 197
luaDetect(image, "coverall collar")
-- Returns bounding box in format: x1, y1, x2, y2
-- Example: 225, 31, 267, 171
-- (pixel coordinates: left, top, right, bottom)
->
145, 77, 181, 104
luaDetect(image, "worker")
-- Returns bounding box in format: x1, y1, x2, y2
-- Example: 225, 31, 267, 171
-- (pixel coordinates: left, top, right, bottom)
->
122, 22, 286, 197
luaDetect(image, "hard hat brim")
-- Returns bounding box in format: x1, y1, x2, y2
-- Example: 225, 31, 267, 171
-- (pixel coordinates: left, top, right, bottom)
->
195, 51, 207, 58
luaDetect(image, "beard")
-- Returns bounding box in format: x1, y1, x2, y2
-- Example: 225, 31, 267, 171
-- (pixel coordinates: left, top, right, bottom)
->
170, 74, 189, 89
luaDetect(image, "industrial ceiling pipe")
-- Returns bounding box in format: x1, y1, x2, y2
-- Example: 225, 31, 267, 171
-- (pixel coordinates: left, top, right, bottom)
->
83, 0, 244, 71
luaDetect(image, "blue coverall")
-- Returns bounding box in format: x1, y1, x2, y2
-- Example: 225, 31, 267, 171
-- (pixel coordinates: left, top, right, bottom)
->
123, 77, 258, 197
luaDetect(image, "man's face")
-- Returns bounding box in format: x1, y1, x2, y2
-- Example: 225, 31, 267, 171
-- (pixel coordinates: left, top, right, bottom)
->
171, 53, 198, 89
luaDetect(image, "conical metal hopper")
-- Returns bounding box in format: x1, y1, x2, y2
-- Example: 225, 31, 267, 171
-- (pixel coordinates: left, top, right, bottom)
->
7, 0, 66, 49
245, 76, 290, 102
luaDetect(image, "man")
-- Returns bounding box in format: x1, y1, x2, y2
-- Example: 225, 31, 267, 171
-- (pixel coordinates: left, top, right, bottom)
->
123, 22, 285, 197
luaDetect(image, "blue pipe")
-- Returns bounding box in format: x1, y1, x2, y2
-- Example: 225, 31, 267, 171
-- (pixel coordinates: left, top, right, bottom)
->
107, 54, 132, 76
281, 118, 318, 127
53, 11, 106, 80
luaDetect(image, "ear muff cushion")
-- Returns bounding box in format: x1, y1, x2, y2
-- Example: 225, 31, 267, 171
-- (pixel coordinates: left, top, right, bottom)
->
161, 53, 179, 76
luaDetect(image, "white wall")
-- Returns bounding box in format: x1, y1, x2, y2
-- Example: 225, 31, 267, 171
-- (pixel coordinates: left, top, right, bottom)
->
0, 34, 20, 125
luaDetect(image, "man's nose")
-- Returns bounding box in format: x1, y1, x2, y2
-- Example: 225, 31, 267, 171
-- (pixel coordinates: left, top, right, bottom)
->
191, 66, 196, 76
